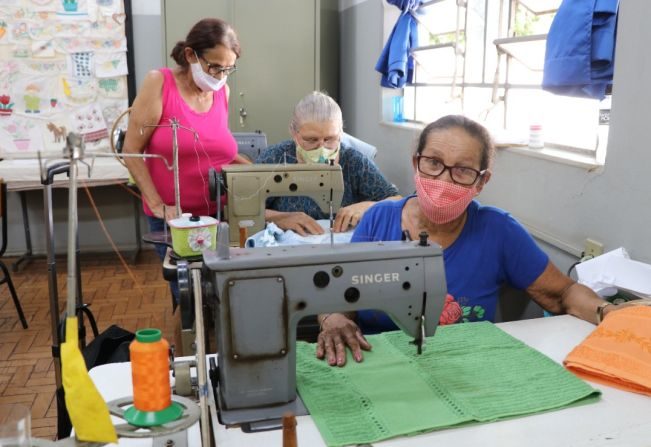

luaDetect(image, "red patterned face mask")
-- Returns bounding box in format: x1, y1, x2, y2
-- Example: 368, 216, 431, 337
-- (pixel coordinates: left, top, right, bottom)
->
414, 173, 477, 224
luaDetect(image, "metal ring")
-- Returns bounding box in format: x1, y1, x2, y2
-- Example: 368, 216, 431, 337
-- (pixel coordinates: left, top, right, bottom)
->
109, 107, 131, 167
107, 395, 200, 438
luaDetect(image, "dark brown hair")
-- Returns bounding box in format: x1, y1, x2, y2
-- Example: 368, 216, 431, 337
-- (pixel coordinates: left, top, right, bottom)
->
415, 115, 495, 170
170, 18, 241, 67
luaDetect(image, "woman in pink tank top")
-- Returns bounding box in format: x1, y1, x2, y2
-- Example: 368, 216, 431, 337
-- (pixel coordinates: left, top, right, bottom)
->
123, 18, 249, 267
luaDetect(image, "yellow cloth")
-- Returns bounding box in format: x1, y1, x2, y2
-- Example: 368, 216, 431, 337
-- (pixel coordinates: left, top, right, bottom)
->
61, 316, 118, 443
564, 305, 651, 396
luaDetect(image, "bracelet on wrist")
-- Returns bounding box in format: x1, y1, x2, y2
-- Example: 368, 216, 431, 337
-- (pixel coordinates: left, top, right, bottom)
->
596, 302, 613, 324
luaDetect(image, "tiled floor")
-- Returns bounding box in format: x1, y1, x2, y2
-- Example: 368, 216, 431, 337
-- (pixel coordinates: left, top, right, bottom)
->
0, 250, 175, 440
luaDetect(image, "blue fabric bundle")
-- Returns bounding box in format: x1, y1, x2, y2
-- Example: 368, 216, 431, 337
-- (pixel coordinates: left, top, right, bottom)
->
375, 0, 422, 88
543, 0, 619, 100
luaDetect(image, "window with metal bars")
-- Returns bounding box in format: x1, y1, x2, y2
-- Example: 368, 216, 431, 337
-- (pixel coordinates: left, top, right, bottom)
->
401, 0, 610, 159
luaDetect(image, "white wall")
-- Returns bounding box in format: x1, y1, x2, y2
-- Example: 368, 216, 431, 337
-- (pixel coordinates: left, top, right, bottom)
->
131, 2, 164, 89
340, 0, 651, 266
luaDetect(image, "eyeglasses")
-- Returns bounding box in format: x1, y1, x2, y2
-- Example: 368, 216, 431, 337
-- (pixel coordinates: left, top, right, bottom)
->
416, 155, 486, 186
200, 56, 237, 77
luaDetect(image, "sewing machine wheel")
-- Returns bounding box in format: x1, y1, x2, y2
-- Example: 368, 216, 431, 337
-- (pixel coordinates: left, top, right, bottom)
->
174, 362, 193, 397
110, 107, 131, 167
177, 260, 193, 320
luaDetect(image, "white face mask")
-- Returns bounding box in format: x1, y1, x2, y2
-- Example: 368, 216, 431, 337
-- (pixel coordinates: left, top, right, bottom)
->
190, 52, 227, 92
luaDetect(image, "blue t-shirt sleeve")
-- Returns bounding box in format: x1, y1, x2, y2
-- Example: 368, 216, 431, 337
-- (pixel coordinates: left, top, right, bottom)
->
351, 198, 405, 243
500, 213, 549, 289
351, 203, 379, 242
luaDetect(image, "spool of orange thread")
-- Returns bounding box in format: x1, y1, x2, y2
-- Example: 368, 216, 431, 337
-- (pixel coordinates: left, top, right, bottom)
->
123, 328, 183, 427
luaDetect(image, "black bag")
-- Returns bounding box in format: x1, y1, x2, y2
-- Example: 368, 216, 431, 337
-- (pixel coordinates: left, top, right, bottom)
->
82, 324, 134, 368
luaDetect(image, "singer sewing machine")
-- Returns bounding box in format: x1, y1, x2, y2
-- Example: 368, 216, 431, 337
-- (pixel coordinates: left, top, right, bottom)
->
219, 164, 345, 244
199, 226, 447, 429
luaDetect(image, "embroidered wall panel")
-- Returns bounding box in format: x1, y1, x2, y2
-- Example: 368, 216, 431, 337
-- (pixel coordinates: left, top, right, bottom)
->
0, 0, 130, 157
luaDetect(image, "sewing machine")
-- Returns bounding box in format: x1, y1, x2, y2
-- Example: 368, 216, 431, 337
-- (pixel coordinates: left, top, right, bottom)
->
219, 164, 344, 244
200, 228, 447, 428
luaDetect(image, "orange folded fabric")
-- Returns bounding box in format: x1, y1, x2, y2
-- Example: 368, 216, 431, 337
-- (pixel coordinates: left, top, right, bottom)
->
564, 304, 651, 396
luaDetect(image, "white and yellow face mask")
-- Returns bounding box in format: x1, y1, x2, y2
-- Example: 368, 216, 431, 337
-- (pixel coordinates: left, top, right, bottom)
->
296, 144, 340, 164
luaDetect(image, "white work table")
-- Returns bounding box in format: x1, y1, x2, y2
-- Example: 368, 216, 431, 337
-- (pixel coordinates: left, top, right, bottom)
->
213, 315, 651, 447
90, 315, 651, 447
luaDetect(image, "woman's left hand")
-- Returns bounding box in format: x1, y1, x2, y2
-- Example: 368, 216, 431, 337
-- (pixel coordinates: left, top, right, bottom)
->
316, 313, 371, 366
333, 202, 374, 232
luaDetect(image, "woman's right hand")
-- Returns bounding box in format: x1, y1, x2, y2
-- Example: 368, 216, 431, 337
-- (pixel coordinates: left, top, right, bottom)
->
152, 203, 180, 222
270, 212, 324, 236
316, 313, 372, 367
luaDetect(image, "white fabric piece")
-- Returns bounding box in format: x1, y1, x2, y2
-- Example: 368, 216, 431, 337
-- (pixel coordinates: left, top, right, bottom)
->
9, 73, 60, 117
69, 101, 108, 144
576, 247, 651, 298
56, 0, 89, 19
0, 114, 45, 155
246, 220, 354, 247
94, 51, 127, 77
30, 39, 56, 57
96, 0, 122, 18
68, 51, 94, 78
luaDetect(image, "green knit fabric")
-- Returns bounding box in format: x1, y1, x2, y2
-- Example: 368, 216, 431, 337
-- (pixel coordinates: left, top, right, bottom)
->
296, 321, 600, 447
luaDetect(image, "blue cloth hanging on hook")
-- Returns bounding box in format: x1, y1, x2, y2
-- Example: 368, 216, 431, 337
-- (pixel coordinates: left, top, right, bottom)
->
375, 0, 422, 88
543, 0, 619, 100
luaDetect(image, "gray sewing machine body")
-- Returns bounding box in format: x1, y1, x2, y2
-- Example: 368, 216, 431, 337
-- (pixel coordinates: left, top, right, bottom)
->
202, 240, 447, 426
220, 164, 344, 244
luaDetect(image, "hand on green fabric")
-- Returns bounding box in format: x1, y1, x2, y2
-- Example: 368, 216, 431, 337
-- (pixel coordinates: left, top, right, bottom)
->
316, 313, 371, 366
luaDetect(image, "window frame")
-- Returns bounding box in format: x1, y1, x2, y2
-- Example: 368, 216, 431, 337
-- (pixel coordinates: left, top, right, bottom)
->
387, 0, 610, 168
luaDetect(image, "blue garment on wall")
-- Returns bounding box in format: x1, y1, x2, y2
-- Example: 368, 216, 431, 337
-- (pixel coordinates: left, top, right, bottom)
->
375, 0, 422, 88
543, 0, 619, 100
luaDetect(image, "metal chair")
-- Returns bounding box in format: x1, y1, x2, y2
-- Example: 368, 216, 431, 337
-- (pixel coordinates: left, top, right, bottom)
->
0, 180, 28, 328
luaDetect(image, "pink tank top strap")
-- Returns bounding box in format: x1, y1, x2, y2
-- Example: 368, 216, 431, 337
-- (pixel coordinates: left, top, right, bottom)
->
159, 67, 175, 107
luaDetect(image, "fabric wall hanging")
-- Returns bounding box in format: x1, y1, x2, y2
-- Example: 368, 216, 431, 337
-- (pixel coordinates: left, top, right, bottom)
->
0, 0, 133, 158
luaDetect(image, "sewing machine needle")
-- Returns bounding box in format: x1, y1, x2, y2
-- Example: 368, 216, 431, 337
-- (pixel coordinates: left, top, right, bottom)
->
416, 314, 425, 355
329, 189, 334, 246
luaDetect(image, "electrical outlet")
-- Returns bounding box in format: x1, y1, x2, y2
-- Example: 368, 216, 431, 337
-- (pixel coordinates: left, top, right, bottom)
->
584, 239, 604, 258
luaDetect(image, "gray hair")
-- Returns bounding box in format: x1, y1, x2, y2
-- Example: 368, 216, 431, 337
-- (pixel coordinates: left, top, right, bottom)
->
289, 91, 343, 134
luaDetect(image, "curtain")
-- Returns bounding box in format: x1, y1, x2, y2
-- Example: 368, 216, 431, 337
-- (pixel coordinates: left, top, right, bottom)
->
375, 0, 422, 88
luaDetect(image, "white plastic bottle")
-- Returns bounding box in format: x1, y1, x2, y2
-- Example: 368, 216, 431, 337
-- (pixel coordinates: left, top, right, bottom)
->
528, 124, 544, 149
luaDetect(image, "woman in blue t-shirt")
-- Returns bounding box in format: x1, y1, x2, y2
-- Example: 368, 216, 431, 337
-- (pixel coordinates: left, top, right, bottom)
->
316, 115, 623, 367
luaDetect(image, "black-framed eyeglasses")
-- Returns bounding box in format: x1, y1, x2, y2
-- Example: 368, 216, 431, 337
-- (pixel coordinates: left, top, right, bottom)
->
200, 56, 237, 76
416, 155, 486, 186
